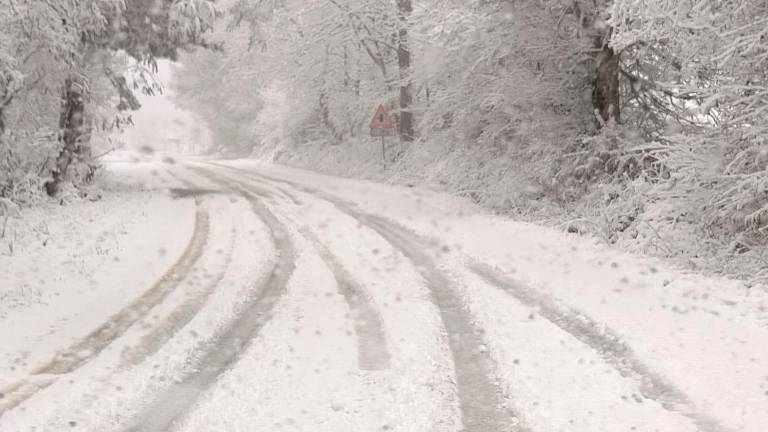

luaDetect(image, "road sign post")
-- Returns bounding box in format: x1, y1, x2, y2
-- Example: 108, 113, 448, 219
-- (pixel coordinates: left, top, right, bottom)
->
370, 104, 396, 165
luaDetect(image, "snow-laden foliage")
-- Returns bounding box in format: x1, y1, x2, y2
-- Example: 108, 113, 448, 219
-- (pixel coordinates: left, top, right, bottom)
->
0, 0, 106, 201
606, 0, 768, 241
172, 0, 768, 282
175, 0, 602, 201
0, 0, 218, 201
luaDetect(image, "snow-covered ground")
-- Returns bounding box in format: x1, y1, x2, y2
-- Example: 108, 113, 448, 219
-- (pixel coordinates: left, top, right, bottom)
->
2, 59, 767, 432
1, 158, 766, 432
0, 163, 194, 387
209, 159, 768, 431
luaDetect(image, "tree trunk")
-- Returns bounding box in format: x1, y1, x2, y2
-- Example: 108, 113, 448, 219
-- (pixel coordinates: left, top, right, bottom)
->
46, 76, 89, 197
593, 45, 620, 124
573, 1, 620, 126
396, 0, 414, 142
0, 93, 9, 138
319, 87, 343, 144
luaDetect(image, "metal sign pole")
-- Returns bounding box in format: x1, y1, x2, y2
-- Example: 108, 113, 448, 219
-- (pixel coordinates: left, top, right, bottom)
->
382, 136, 386, 164
370, 103, 396, 168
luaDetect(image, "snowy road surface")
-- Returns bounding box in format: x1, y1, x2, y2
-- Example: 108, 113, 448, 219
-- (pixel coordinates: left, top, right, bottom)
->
1, 158, 767, 432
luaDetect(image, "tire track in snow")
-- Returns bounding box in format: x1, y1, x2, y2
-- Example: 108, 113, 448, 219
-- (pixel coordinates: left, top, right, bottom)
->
470, 263, 734, 432
116, 171, 238, 367
347, 214, 520, 432
0, 379, 56, 417
0, 190, 209, 417
282, 166, 730, 432
204, 166, 391, 371
210, 164, 521, 432
118, 231, 236, 368
39, 207, 210, 375
298, 228, 391, 371
122, 167, 296, 432
278, 164, 729, 432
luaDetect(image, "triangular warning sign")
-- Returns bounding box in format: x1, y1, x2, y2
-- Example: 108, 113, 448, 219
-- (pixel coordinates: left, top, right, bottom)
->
370, 104, 395, 129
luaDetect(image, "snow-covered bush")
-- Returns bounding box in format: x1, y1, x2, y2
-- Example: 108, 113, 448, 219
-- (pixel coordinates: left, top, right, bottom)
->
0, 131, 58, 205
609, 0, 768, 240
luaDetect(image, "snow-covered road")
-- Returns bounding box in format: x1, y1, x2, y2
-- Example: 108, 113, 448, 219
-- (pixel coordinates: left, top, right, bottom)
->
1, 158, 766, 432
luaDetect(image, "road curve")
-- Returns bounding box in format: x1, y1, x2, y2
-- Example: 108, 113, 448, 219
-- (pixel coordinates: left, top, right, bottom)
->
205, 163, 522, 432
122, 167, 296, 432
0, 189, 210, 418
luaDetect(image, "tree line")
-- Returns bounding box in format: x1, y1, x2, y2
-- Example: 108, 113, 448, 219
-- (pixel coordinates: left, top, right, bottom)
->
175, 0, 767, 257
1, 0, 767, 267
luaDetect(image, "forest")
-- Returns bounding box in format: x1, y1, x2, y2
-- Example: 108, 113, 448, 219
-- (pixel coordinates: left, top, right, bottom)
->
2, 0, 768, 283
1, 3, 768, 430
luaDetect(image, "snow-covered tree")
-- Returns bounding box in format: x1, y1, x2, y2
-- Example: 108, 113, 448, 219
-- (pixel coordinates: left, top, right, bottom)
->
0, 0, 218, 198
44, 0, 219, 196
609, 0, 768, 236
173, 0, 766, 256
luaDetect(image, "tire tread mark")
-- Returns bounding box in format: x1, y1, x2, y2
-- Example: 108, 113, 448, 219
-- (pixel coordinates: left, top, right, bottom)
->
471, 262, 734, 432
37, 206, 210, 375
207, 164, 521, 432
204, 163, 738, 432
0, 195, 209, 417
122, 166, 296, 432
298, 228, 391, 371
118, 232, 236, 368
